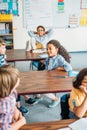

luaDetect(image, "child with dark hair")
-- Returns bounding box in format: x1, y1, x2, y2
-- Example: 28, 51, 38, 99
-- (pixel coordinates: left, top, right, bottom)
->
24, 26, 53, 105
45, 39, 71, 70
35, 39, 72, 108
69, 68, 87, 118
0, 38, 6, 67
28, 25, 53, 50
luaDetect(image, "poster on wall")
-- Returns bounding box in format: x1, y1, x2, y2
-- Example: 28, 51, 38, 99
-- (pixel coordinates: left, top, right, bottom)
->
80, 0, 87, 9
0, 0, 19, 16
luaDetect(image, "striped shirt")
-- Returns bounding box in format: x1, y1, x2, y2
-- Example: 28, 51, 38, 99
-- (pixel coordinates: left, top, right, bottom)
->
0, 54, 5, 67
0, 89, 17, 130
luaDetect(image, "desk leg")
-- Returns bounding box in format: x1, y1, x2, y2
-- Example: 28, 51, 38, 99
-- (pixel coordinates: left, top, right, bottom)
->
29, 61, 33, 70
14, 61, 16, 66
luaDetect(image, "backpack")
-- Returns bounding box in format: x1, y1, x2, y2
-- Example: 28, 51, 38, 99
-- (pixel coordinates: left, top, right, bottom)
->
60, 93, 70, 119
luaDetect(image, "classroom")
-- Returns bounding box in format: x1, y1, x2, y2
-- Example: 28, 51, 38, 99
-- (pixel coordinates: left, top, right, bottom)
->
0, 0, 87, 130
11, 0, 87, 52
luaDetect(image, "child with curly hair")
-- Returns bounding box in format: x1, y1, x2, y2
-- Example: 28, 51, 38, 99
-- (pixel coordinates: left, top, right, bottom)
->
35, 39, 72, 108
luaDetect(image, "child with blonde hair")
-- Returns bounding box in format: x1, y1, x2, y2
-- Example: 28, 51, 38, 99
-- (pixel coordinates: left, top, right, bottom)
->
0, 38, 29, 113
0, 65, 26, 130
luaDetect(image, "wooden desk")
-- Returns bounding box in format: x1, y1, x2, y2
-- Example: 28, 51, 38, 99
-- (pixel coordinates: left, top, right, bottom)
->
17, 70, 73, 95
19, 119, 76, 130
6, 49, 45, 62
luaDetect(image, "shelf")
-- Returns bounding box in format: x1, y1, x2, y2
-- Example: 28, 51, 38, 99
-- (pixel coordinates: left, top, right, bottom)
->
0, 14, 12, 21
6, 44, 13, 46
6, 43, 13, 49
0, 20, 13, 49
0, 20, 12, 22
0, 33, 13, 36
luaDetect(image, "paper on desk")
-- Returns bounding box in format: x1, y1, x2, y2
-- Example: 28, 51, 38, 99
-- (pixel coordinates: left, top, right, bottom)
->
39, 54, 48, 58
58, 127, 70, 130
68, 118, 87, 130
33, 49, 46, 53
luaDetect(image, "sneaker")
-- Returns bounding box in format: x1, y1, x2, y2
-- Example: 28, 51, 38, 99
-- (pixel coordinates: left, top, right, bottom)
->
25, 98, 37, 105
35, 97, 43, 103
48, 98, 60, 108
18, 106, 28, 114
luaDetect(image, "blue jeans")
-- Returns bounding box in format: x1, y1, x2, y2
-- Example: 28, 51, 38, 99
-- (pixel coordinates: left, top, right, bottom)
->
69, 111, 77, 118
32, 61, 45, 70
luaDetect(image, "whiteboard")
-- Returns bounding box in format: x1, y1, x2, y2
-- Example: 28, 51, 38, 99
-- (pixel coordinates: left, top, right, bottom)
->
13, 0, 87, 52
22, 0, 81, 29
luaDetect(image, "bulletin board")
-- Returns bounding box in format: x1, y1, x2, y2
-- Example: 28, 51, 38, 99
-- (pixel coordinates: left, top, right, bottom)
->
22, 0, 87, 29
0, 0, 19, 16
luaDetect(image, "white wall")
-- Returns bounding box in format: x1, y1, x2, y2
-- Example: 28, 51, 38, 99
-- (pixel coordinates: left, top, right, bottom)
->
13, 0, 29, 49
13, 0, 87, 52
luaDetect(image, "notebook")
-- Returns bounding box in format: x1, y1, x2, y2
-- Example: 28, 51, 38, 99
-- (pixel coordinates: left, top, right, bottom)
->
68, 118, 87, 130
33, 48, 47, 53
39, 54, 48, 58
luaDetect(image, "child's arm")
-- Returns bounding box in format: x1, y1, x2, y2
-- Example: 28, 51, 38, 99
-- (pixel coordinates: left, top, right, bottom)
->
73, 94, 87, 118
12, 111, 26, 130
12, 106, 21, 123
28, 30, 37, 37
55, 67, 65, 71
73, 97, 87, 118
45, 28, 53, 37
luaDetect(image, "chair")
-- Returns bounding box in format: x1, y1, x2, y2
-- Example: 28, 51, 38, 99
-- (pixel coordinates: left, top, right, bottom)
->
32, 61, 45, 70
60, 93, 70, 119
25, 40, 32, 51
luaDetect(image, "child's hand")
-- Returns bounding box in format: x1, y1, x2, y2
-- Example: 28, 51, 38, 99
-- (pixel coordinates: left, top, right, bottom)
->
55, 67, 65, 71
12, 109, 26, 125
80, 85, 87, 94
12, 107, 21, 123
18, 112, 26, 125
11, 111, 26, 130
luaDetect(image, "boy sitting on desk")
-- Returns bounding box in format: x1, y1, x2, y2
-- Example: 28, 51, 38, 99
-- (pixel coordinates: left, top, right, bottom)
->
23, 26, 53, 105
27, 25, 53, 51
27, 25, 53, 69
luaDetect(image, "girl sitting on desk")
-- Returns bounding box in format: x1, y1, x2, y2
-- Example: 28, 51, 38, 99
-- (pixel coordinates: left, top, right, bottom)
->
35, 39, 72, 108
